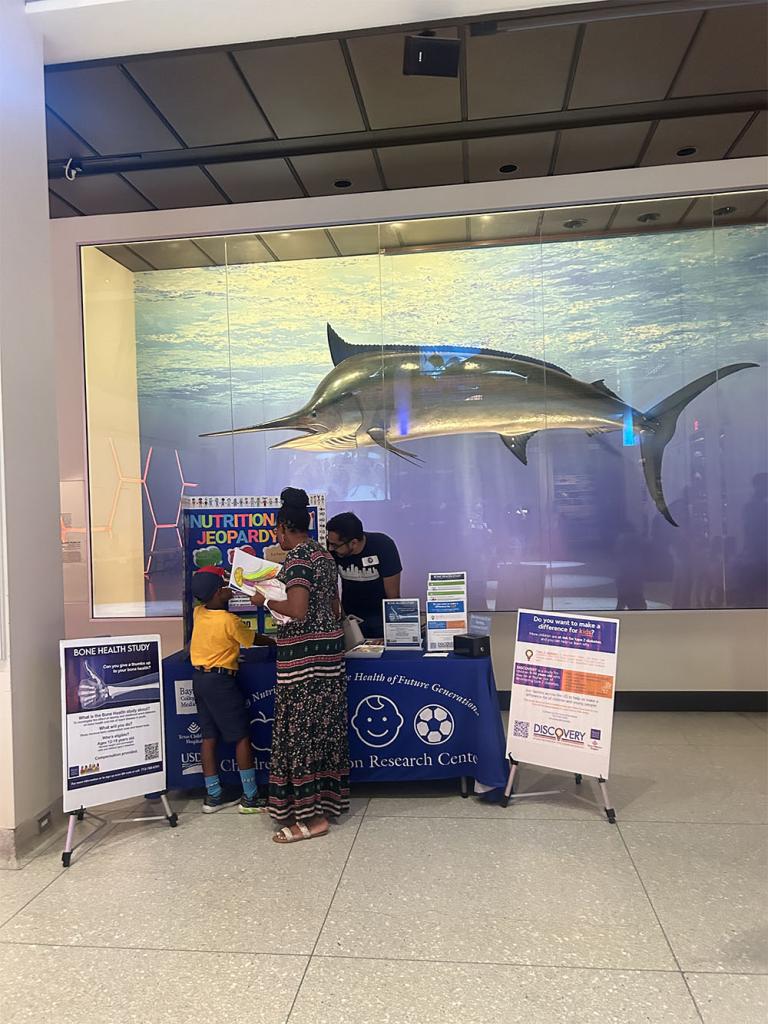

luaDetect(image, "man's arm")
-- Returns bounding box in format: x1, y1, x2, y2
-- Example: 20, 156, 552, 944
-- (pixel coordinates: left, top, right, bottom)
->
383, 572, 401, 600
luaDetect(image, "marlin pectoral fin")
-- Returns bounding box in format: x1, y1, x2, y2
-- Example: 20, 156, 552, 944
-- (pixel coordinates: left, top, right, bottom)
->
367, 428, 422, 464
500, 432, 537, 465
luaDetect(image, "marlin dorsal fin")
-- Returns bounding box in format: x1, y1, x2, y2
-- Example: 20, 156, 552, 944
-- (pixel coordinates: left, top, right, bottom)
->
500, 432, 537, 465
590, 379, 622, 401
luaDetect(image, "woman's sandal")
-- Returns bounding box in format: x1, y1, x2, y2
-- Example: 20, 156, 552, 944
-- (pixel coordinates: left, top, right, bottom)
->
272, 823, 329, 844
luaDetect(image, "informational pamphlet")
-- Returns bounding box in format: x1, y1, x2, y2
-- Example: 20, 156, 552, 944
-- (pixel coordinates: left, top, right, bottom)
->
506, 610, 619, 778
426, 571, 468, 652
60, 635, 165, 812
230, 548, 281, 596
383, 598, 422, 650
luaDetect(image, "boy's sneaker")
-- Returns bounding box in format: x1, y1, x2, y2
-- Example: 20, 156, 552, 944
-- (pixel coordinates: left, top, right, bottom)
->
202, 788, 241, 814
239, 793, 268, 814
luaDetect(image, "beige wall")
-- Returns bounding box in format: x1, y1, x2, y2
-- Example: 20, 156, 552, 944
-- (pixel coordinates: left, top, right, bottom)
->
0, 0, 65, 844
81, 247, 145, 617
490, 610, 768, 693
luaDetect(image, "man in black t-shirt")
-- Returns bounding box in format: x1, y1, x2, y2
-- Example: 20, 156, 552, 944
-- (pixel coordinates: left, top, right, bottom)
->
327, 512, 402, 639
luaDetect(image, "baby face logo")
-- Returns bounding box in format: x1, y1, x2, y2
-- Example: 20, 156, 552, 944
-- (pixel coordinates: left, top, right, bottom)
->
351, 695, 404, 748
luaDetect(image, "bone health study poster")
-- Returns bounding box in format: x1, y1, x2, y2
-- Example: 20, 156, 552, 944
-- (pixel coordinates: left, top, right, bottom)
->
60, 636, 165, 812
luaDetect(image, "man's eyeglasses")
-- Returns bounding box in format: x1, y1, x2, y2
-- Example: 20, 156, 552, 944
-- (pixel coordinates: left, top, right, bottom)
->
327, 540, 350, 552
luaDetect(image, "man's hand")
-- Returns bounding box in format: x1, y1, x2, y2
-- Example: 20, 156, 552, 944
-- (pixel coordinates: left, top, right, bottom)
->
250, 591, 266, 607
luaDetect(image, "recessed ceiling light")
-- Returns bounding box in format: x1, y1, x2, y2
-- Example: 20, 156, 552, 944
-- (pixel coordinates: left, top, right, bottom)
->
637, 212, 661, 223
563, 218, 586, 229
676, 146, 697, 157
334, 179, 352, 189
498, 163, 518, 174
714, 206, 736, 217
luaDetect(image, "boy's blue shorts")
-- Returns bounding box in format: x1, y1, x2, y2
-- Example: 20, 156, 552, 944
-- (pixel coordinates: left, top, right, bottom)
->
192, 671, 250, 743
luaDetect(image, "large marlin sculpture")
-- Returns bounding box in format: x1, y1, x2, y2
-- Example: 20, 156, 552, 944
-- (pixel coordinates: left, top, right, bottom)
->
202, 325, 758, 526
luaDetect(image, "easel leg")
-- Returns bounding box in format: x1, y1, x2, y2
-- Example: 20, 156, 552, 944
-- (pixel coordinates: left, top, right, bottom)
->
598, 777, 616, 824
160, 793, 178, 827
501, 758, 518, 808
62, 811, 79, 867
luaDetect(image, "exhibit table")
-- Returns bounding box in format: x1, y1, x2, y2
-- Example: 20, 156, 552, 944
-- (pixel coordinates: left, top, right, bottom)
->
163, 648, 507, 790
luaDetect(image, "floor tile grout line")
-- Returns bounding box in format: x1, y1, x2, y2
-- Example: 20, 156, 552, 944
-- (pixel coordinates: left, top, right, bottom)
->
361, 815, 768, 826
616, 822, 705, 1024
282, 797, 371, 1024
1, 935, 765, 978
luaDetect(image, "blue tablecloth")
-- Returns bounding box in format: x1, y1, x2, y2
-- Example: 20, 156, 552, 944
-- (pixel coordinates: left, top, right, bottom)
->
163, 648, 507, 790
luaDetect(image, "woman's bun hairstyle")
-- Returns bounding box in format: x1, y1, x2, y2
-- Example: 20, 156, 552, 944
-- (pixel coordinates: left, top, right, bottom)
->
280, 487, 309, 508
278, 487, 311, 532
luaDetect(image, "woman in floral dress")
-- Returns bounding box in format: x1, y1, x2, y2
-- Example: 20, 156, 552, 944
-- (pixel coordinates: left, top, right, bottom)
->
250, 487, 349, 844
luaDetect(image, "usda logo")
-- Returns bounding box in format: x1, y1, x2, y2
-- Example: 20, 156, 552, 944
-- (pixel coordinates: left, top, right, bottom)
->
414, 705, 455, 745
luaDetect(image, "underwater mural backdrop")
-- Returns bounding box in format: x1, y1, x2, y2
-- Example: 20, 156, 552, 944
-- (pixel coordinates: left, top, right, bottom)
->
133, 222, 768, 615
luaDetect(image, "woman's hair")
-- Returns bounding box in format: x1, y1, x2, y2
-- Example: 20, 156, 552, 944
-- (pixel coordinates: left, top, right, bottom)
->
277, 487, 310, 532
327, 511, 364, 542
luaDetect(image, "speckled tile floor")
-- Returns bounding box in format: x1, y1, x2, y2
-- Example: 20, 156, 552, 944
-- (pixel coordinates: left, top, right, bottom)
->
0, 712, 765, 1023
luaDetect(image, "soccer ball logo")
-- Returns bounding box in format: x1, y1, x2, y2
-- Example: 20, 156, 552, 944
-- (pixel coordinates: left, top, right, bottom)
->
414, 705, 455, 745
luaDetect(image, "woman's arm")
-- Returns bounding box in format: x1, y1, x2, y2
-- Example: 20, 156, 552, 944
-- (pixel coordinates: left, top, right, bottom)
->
251, 586, 309, 620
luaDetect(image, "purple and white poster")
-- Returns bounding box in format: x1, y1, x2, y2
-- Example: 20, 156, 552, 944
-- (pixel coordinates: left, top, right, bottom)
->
60, 635, 165, 811
507, 610, 619, 778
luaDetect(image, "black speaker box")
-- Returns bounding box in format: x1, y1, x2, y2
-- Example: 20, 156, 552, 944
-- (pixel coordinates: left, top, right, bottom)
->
403, 35, 461, 78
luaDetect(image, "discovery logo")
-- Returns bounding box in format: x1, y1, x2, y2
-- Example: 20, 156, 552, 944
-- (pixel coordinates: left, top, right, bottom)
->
533, 724, 586, 745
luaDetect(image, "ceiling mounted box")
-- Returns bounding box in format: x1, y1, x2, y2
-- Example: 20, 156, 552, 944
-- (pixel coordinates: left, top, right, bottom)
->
403, 35, 460, 78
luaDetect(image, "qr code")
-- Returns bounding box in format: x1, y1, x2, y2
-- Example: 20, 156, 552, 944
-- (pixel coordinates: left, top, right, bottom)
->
144, 742, 160, 761
513, 720, 529, 738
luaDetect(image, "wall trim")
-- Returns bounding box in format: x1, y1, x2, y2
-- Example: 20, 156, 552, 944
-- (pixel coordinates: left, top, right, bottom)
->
496, 690, 768, 712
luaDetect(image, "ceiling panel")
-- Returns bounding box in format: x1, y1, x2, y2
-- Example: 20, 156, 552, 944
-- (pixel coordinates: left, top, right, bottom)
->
328, 224, 381, 256
46, 111, 96, 160
466, 25, 579, 120
683, 191, 768, 227
292, 149, 381, 195
129, 239, 215, 270
205, 159, 303, 203
569, 13, 698, 109
394, 217, 468, 248
642, 113, 752, 166
671, 5, 768, 97
347, 31, 461, 129
265, 230, 337, 261
467, 133, 556, 181
193, 234, 274, 266
378, 142, 463, 189
540, 205, 614, 235
126, 52, 271, 147
98, 244, 157, 271
45, 66, 181, 154
556, 122, 650, 174
49, 191, 79, 218
729, 112, 768, 159
236, 40, 364, 137
469, 211, 540, 241
610, 198, 693, 232
124, 167, 226, 209
50, 174, 154, 215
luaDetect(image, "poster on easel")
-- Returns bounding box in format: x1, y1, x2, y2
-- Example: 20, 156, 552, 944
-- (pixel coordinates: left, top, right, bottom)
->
181, 495, 326, 642
507, 610, 619, 779
60, 635, 165, 812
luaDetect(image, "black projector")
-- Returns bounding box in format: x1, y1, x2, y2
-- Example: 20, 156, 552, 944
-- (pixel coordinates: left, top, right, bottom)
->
403, 35, 461, 78
453, 633, 490, 658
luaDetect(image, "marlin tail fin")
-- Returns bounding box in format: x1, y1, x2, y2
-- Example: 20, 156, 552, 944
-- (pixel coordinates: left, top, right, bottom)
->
640, 362, 758, 525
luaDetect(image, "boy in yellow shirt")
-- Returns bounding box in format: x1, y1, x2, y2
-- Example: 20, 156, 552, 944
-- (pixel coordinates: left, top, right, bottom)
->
190, 569, 266, 814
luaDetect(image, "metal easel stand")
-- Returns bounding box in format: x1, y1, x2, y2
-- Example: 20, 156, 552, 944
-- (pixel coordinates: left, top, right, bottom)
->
501, 757, 617, 824
62, 792, 178, 867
